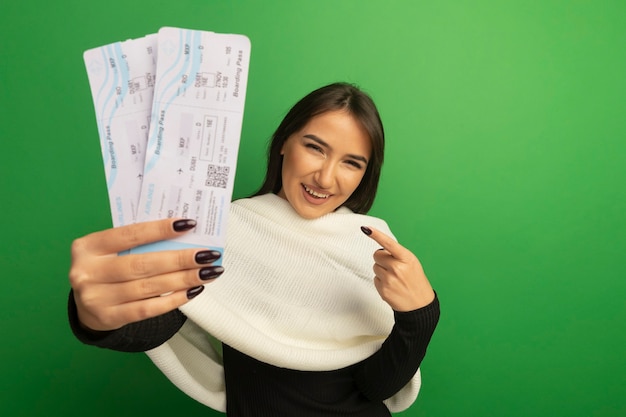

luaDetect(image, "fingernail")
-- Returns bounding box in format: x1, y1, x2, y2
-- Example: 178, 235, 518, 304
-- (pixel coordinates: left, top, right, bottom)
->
195, 250, 222, 264
360, 226, 372, 236
173, 219, 197, 232
199, 266, 225, 280
187, 285, 204, 299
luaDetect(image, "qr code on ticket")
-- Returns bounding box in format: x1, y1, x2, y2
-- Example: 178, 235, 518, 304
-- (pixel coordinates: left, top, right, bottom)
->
205, 164, 230, 188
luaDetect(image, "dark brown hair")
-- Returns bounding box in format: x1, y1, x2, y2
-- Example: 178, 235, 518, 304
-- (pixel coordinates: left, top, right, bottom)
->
253, 82, 385, 214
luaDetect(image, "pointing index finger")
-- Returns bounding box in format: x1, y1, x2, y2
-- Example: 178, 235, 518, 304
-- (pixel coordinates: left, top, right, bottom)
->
360, 225, 409, 261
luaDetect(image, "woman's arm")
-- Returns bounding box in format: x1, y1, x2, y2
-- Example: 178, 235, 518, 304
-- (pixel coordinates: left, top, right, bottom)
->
353, 294, 440, 401
68, 218, 224, 352
68, 289, 187, 352
358, 226, 440, 400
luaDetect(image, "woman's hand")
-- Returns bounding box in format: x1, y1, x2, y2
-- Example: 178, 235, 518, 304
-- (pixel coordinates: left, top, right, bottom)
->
69, 219, 223, 332
361, 226, 435, 312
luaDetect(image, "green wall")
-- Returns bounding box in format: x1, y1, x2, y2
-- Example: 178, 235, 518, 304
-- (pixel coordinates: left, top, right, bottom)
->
1, 1, 624, 416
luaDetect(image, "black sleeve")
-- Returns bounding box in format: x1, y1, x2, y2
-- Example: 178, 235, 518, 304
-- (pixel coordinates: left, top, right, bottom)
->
67, 290, 187, 352
353, 293, 440, 402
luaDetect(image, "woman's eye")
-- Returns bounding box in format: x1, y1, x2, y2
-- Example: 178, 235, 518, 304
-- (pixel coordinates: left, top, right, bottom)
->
345, 160, 363, 169
306, 143, 323, 153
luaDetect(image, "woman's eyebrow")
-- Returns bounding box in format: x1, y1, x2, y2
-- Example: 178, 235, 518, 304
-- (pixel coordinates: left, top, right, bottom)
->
303, 134, 369, 164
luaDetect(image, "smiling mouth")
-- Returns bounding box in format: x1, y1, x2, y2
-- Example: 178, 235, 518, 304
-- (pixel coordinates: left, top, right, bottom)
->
302, 184, 330, 199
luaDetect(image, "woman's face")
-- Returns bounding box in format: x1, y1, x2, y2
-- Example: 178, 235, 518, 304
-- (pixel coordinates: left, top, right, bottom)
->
278, 110, 371, 219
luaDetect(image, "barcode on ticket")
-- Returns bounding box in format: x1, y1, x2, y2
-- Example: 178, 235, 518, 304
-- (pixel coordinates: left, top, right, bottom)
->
205, 164, 230, 188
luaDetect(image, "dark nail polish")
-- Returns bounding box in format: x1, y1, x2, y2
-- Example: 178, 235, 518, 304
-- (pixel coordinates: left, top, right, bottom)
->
173, 219, 197, 232
195, 250, 222, 264
199, 266, 225, 280
360, 226, 372, 236
187, 285, 204, 299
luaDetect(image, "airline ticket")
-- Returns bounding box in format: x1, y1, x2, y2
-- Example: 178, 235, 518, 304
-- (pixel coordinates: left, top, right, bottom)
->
83, 34, 158, 226
84, 27, 251, 258
136, 27, 251, 255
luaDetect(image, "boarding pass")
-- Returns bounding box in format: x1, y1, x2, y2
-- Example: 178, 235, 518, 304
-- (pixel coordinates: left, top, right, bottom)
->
84, 27, 251, 257
84, 33, 158, 226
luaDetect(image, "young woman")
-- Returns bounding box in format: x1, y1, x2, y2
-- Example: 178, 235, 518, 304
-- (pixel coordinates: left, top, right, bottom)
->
68, 82, 440, 416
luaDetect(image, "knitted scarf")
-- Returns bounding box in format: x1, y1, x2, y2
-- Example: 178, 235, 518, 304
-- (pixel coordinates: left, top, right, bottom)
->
146, 193, 421, 412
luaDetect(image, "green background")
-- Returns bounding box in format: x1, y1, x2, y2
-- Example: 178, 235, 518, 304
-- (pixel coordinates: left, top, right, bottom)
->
1, 1, 624, 416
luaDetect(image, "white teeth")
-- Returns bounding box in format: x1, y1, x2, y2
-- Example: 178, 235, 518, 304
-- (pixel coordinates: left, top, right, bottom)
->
303, 185, 329, 199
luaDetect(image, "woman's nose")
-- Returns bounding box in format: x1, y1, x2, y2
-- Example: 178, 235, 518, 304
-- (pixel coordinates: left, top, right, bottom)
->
314, 160, 336, 189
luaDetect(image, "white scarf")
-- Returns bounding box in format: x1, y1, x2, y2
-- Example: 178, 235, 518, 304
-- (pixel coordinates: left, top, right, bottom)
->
147, 194, 421, 412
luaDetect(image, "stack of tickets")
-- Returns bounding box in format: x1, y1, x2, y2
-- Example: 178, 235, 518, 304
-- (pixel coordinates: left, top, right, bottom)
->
84, 27, 251, 256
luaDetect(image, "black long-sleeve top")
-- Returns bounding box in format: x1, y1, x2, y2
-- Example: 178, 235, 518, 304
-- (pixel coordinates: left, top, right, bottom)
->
68, 291, 439, 416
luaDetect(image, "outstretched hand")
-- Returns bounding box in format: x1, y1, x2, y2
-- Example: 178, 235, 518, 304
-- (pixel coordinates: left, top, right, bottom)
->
69, 219, 224, 332
361, 226, 435, 312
